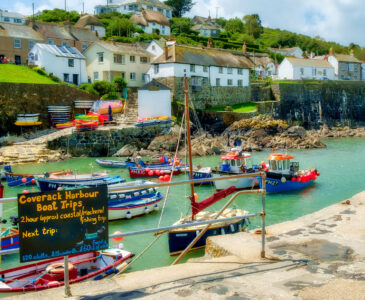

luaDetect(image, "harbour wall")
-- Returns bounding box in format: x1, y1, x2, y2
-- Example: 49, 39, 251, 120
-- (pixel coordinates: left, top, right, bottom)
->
47, 124, 170, 157
0, 83, 98, 136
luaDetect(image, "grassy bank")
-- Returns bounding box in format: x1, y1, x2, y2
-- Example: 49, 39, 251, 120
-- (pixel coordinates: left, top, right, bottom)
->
0, 64, 57, 84
204, 102, 257, 113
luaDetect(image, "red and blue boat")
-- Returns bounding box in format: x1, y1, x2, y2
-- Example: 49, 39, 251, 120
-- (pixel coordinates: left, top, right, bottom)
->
257, 153, 320, 193
1, 227, 19, 251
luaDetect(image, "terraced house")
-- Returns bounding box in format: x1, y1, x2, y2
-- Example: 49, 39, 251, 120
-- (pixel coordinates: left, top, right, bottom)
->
84, 41, 153, 87
328, 50, 362, 81
130, 9, 170, 35
147, 44, 253, 109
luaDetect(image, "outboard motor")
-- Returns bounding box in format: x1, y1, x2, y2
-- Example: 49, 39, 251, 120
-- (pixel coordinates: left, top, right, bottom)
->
10, 216, 19, 227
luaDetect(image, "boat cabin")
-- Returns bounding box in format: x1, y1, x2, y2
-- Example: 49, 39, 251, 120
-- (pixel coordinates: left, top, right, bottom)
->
267, 153, 298, 174
220, 148, 251, 173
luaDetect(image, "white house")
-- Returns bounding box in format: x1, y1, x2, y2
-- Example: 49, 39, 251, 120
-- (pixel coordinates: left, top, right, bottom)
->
0, 10, 26, 25
75, 15, 106, 38
130, 9, 170, 35
146, 40, 165, 58
278, 57, 335, 80
28, 43, 88, 85
269, 46, 303, 58
95, 0, 173, 20
191, 16, 221, 37
138, 80, 171, 119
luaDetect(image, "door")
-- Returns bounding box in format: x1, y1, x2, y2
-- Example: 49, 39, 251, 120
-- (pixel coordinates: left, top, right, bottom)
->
73, 74, 79, 85
14, 55, 21, 65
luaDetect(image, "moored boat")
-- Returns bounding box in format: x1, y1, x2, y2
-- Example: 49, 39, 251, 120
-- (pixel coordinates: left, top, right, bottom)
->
128, 166, 181, 178
0, 248, 133, 293
257, 153, 320, 193
1, 227, 19, 251
190, 167, 213, 185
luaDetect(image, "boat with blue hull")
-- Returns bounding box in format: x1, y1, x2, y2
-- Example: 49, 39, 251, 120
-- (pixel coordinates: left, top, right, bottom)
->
190, 167, 213, 185
1, 227, 19, 251
258, 153, 320, 193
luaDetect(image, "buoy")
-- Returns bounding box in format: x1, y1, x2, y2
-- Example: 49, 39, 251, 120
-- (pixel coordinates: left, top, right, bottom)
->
194, 193, 198, 201
148, 171, 154, 176
317, 172, 320, 176
159, 157, 164, 163
112, 231, 124, 242
155, 170, 161, 176
296, 177, 301, 182
145, 168, 150, 172
23, 189, 29, 194
126, 212, 132, 219
164, 175, 170, 181
261, 161, 267, 169
281, 177, 286, 183
160, 170, 165, 175
21, 178, 27, 183
159, 176, 164, 181
31, 179, 36, 184
291, 177, 296, 182
264, 168, 269, 172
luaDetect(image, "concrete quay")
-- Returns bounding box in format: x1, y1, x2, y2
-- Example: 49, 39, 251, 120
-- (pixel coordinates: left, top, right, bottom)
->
9, 191, 365, 300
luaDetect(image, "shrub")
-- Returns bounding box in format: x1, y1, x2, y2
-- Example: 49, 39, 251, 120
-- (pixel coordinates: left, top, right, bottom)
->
225, 106, 233, 111
113, 76, 127, 92
92, 81, 114, 96
33, 67, 47, 76
48, 73, 61, 83
79, 83, 98, 95
101, 92, 120, 100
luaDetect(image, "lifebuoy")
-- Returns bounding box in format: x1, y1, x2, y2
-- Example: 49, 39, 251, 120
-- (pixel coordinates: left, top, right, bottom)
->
46, 263, 74, 275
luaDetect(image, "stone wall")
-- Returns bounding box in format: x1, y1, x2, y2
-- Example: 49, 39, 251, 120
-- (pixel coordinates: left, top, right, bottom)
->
251, 83, 273, 102
270, 81, 365, 127
154, 77, 251, 110
47, 124, 170, 157
0, 83, 98, 135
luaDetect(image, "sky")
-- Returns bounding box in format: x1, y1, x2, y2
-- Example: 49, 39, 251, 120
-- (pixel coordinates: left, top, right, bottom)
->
2, 0, 364, 46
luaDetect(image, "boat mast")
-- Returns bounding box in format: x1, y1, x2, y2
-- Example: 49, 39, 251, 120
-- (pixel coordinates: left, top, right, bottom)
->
184, 73, 195, 220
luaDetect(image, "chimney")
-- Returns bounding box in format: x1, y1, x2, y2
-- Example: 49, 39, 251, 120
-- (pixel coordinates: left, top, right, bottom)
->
207, 39, 212, 48
350, 49, 354, 56
164, 42, 168, 60
324, 54, 328, 61
242, 43, 247, 54
329, 47, 333, 56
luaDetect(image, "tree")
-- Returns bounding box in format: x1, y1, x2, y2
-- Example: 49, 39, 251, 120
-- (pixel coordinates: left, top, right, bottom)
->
243, 14, 263, 39
164, 0, 195, 17
224, 18, 244, 34
34, 8, 80, 24
108, 17, 136, 37
171, 17, 193, 35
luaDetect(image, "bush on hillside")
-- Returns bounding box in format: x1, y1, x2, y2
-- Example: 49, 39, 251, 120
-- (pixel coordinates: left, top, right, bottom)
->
101, 92, 121, 100
48, 73, 61, 83
33, 67, 47, 76
92, 81, 114, 96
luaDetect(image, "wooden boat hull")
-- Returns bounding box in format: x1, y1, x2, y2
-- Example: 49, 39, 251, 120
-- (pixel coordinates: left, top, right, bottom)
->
0, 249, 133, 293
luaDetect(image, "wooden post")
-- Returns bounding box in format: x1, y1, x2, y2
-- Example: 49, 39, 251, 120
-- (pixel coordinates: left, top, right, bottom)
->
64, 256, 72, 297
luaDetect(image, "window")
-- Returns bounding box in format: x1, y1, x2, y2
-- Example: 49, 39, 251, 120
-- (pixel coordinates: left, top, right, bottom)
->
82, 44, 88, 52
14, 18, 22, 24
202, 77, 208, 84
62, 41, 69, 47
14, 39, 21, 49
237, 69, 243, 75
354, 64, 358, 71
349, 63, 354, 72
130, 72, 136, 80
29, 40, 35, 49
142, 73, 150, 82
227, 67, 233, 74
152, 22, 156, 26
152, 45, 156, 50
227, 79, 233, 86
300, 68, 304, 75
4, 17, 10, 22
130, 56, 135, 63
203, 66, 208, 72
190, 64, 195, 72
341, 63, 346, 71
63, 73, 70, 82
93, 72, 99, 81
323, 69, 327, 76
216, 78, 220, 86
154, 64, 159, 74
68, 59, 74, 67
238, 79, 243, 86
98, 52, 104, 63
90, 25, 95, 31
48, 39, 54, 45
219, 67, 223, 74
312, 68, 317, 76
140, 57, 148, 64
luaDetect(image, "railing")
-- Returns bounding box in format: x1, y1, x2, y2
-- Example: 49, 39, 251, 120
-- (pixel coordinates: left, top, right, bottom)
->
0, 172, 267, 263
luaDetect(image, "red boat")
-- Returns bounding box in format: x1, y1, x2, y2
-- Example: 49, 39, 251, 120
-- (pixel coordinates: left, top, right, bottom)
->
128, 166, 181, 178
0, 249, 133, 293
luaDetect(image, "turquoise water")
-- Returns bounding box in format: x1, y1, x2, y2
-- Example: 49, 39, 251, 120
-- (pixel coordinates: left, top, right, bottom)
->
1, 138, 365, 272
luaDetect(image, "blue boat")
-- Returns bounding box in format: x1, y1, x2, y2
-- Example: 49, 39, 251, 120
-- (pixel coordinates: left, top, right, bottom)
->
37, 174, 125, 192
1, 227, 19, 251
257, 153, 319, 193
190, 167, 213, 185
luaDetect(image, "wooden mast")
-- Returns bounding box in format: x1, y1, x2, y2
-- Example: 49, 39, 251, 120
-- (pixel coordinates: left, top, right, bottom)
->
184, 73, 195, 221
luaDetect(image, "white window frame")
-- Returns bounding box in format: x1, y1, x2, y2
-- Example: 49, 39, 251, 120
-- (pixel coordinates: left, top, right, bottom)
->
68, 59, 74, 67
14, 39, 21, 49
237, 69, 243, 75
227, 67, 233, 74
93, 72, 99, 81
130, 56, 136, 63
203, 66, 208, 72
130, 72, 136, 81
190, 64, 196, 72
238, 79, 243, 86
154, 64, 159, 74
227, 79, 233, 86
98, 52, 104, 63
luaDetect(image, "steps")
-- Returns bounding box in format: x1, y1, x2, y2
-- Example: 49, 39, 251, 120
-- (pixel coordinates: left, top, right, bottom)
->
115, 89, 138, 126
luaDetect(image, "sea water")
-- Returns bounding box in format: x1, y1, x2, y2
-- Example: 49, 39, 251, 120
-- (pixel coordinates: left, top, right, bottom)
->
1, 138, 365, 272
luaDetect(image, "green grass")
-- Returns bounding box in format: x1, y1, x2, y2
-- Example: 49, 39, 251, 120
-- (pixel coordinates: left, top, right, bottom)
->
0, 64, 58, 84
204, 102, 257, 113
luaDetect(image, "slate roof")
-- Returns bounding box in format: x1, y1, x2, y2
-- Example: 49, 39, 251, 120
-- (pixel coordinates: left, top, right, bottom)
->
131, 9, 170, 26
334, 54, 361, 63
286, 57, 334, 68
139, 79, 170, 90
75, 15, 104, 28
153, 44, 253, 68
91, 41, 153, 56
32, 43, 85, 59
0, 23, 44, 40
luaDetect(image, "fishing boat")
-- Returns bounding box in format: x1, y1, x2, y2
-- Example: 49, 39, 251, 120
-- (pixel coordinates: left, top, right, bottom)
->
37, 173, 125, 192
191, 167, 213, 185
107, 180, 162, 220
257, 153, 320, 193
212, 145, 257, 191
167, 75, 250, 256
95, 156, 173, 169
0, 248, 133, 293
1, 227, 19, 251
3, 166, 72, 187
128, 166, 182, 178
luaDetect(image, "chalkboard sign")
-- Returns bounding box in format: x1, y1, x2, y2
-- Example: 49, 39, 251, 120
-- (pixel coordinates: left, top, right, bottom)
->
18, 186, 109, 263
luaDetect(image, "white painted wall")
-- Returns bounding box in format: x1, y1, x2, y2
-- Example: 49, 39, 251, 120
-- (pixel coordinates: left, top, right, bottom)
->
138, 89, 171, 119
148, 63, 250, 87
146, 41, 164, 58
328, 56, 339, 78
86, 25, 106, 38
278, 58, 294, 79
30, 46, 87, 84
139, 23, 170, 35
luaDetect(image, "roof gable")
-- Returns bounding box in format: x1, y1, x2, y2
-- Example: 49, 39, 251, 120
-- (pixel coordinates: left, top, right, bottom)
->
75, 15, 104, 28
285, 57, 333, 68
33, 43, 85, 59
88, 41, 153, 57
333, 54, 361, 63
0, 23, 44, 40
139, 79, 170, 91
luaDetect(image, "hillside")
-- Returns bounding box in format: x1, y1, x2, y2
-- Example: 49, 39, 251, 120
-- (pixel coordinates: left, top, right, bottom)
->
0, 65, 58, 84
